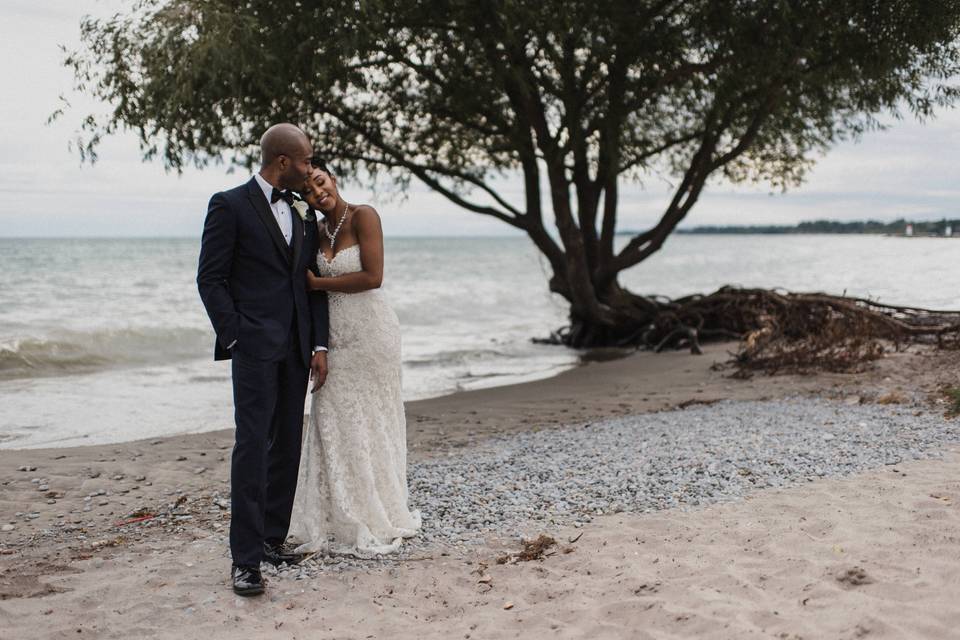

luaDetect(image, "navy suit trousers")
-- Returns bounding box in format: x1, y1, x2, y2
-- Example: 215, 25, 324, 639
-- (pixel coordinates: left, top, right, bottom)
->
229, 327, 308, 567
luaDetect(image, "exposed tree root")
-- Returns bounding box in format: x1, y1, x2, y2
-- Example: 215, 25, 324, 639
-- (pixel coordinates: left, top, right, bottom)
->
540, 286, 960, 374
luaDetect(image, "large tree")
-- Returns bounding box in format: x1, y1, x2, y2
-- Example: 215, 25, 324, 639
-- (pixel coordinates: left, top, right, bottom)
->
62, 0, 960, 347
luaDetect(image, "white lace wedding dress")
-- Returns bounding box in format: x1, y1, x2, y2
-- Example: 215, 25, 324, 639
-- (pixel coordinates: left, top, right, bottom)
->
288, 244, 421, 556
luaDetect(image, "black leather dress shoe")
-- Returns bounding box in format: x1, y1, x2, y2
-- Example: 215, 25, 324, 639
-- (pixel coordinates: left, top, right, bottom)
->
263, 541, 304, 567
232, 565, 264, 596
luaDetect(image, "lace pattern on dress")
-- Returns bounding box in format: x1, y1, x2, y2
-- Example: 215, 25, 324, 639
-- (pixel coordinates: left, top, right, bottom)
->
288, 244, 421, 556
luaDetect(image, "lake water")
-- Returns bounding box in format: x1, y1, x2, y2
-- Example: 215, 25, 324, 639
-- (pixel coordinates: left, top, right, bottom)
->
1, 234, 957, 448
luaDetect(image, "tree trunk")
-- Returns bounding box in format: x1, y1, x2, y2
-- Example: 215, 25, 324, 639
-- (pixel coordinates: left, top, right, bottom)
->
546, 274, 691, 350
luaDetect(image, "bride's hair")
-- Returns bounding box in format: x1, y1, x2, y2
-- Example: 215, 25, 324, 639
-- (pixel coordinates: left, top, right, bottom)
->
310, 156, 333, 176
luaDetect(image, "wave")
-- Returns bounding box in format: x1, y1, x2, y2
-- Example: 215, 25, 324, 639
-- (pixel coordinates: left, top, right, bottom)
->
402, 348, 510, 368
0, 327, 209, 380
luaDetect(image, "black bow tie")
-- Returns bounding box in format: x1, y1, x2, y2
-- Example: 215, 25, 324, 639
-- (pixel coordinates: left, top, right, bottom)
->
270, 188, 295, 206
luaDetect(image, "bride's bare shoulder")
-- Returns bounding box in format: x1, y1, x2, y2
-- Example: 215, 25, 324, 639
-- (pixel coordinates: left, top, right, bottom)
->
351, 204, 380, 218
350, 204, 382, 228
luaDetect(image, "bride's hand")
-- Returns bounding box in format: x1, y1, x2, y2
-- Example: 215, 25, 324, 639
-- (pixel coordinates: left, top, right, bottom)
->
306, 269, 325, 291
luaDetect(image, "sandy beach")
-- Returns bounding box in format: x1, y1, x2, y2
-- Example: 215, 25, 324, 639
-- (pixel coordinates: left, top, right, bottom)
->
2, 342, 959, 638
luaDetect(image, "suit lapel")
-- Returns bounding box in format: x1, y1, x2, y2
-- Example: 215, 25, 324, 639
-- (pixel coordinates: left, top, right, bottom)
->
246, 178, 291, 266
291, 204, 304, 269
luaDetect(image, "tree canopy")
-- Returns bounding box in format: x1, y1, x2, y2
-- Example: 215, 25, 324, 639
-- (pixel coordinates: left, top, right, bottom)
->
62, 0, 960, 346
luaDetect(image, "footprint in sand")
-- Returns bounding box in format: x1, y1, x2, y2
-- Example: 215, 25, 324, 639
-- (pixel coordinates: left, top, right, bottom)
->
836, 566, 874, 587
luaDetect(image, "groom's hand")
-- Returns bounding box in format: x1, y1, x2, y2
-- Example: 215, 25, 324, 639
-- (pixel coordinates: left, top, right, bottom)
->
310, 351, 328, 393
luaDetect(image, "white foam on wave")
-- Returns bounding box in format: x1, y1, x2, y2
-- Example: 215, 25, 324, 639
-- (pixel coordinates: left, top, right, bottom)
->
0, 326, 209, 379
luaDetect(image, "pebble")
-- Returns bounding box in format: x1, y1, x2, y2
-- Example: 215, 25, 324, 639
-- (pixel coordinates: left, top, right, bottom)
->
17, 465, 37, 472
37, 485, 49, 491
1, 524, 14, 532
194, 467, 207, 475
273, 398, 959, 580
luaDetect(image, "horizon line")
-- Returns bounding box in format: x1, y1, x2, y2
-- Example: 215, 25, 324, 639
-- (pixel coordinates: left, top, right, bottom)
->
0, 233, 530, 240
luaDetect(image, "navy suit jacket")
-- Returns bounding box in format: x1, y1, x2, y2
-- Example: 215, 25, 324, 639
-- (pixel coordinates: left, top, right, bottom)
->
197, 177, 329, 366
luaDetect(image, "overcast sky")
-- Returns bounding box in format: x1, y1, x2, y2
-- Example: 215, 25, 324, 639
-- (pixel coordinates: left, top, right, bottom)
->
2, 0, 959, 238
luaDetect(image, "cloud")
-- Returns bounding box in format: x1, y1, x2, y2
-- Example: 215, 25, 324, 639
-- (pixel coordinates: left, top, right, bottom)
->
1, 1, 958, 237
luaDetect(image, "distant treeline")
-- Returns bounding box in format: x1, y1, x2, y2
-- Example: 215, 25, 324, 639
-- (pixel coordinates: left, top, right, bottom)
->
673, 218, 960, 235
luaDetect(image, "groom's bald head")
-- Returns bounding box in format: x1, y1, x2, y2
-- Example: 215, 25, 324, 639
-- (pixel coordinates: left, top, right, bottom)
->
260, 123, 311, 166
259, 123, 314, 190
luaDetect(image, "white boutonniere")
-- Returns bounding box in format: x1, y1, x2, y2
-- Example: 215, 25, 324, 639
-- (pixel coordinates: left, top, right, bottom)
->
291, 198, 314, 222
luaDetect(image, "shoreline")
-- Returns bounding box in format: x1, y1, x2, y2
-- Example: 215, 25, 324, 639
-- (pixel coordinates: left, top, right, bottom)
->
2, 339, 955, 457
0, 339, 854, 453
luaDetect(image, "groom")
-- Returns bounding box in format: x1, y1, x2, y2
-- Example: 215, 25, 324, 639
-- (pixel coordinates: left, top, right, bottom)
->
197, 123, 329, 596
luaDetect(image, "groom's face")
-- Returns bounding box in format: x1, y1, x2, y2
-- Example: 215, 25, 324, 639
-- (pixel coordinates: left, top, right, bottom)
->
279, 140, 314, 190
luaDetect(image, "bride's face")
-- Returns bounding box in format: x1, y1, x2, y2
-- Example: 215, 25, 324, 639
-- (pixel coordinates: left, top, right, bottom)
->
302, 169, 339, 212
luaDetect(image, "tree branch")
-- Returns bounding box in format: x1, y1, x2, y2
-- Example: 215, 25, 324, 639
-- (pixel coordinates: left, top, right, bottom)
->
347, 153, 526, 228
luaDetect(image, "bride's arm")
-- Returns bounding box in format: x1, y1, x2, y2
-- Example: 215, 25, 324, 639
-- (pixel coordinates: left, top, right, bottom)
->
306, 206, 385, 293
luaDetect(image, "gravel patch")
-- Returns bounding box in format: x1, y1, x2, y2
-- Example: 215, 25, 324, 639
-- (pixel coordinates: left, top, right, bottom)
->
270, 398, 958, 579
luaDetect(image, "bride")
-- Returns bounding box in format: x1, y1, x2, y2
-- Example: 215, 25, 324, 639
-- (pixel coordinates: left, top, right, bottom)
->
287, 162, 421, 556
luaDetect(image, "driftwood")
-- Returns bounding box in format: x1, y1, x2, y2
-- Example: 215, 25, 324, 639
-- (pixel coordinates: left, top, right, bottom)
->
717, 288, 960, 375
544, 286, 960, 375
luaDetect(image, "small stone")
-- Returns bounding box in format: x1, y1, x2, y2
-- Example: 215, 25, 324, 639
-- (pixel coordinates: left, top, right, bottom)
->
503, 602, 514, 610
18, 465, 37, 472
194, 467, 207, 475
176, 456, 188, 462
98, 500, 109, 506
1, 524, 14, 532
112, 475, 124, 481
37, 485, 49, 491
47, 499, 56, 505
134, 475, 146, 482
